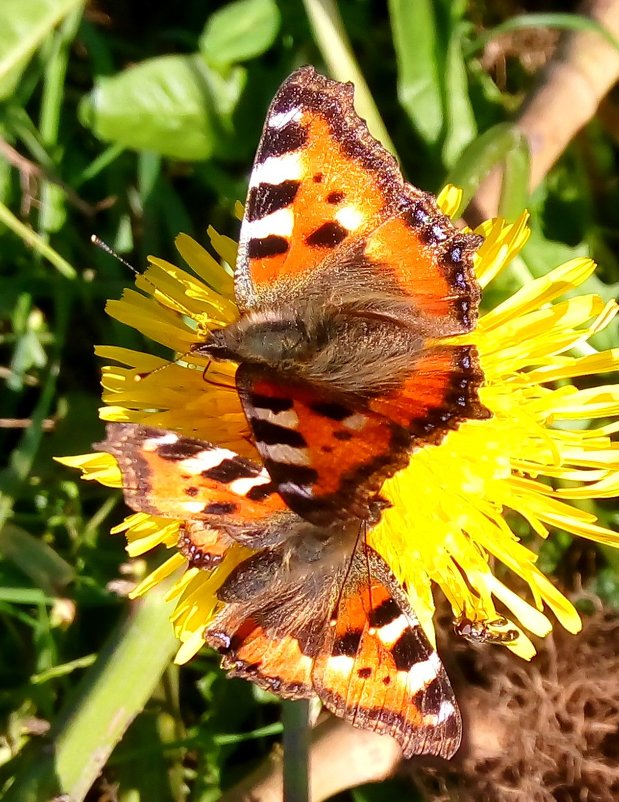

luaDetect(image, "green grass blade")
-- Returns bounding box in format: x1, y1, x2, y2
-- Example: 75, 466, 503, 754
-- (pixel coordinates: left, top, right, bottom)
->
0, 200, 76, 278
444, 122, 528, 216
0, 523, 75, 596
302, 0, 396, 155
3, 576, 179, 802
388, 0, 443, 146
498, 135, 531, 220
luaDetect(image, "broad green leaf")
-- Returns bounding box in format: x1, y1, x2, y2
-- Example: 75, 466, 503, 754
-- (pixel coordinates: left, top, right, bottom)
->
79, 55, 246, 161
0, 0, 84, 101
389, 0, 476, 163
200, 0, 281, 67
441, 2, 477, 166
388, 0, 443, 146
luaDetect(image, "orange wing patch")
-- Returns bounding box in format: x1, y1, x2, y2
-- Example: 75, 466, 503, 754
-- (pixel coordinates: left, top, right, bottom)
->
362, 212, 482, 336
206, 617, 315, 699
368, 345, 490, 435
235, 346, 488, 526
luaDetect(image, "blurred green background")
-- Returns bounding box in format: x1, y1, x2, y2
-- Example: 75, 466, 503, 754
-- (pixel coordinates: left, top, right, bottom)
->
0, 1, 618, 800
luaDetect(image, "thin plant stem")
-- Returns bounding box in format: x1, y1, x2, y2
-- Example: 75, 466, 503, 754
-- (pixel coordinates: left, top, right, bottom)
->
282, 698, 311, 802
302, 0, 396, 155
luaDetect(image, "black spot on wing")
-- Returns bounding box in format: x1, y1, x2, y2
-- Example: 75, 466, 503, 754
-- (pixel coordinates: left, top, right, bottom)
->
247, 235, 289, 259
306, 221, 347, 248
358, 666, 372, 679
368, 598, 401, 628
251, 418, 307, 448
309, 401, 351, 421
186, 486, 199, 497
327, 190, 344, 204
333, 629, 362, 657
391, 628, 430, 673
265, 460, 318, 488
204, 502, 237, 515
156, 438, 208, 461
247, 180, 300, 221
259, 122, 308, 160
202, 459, 257, 484
245, 481, 277, 502
410, 674, 443, 715
249, 394, 294, 414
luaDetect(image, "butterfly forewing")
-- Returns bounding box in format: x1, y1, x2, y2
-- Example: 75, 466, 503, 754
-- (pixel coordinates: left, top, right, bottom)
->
236, 67, 404, 311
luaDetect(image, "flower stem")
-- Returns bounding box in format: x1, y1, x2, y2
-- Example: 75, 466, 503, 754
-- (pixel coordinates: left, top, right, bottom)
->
282, 698, 311, 802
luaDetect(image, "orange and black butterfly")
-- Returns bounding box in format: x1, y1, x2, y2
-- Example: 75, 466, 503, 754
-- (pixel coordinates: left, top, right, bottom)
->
98, 66, 489, 759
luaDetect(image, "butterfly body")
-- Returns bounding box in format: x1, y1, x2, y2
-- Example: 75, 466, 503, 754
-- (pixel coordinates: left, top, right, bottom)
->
200, 298, 424, 397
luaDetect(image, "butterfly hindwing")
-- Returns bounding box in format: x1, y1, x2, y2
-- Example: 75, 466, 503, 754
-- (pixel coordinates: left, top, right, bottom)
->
96, 423, 297, 564
312, 547, 461, 759
205, 538, 461, 758
205, 537, 340, 698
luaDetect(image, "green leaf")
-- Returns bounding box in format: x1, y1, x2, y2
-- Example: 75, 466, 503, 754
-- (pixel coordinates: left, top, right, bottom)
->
79, 55, 246, 161
445, 122, 529, 216
388, 0, 443, 146
0, 0, 84, 100
389, 0, 476, 165
441, 2, 477, 166
200, 0, 281, 67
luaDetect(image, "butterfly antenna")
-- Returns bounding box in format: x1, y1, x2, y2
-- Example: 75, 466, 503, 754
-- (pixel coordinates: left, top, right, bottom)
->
91, 235, 142, 278
91, 236, 173, 382
91, 236, 234, 388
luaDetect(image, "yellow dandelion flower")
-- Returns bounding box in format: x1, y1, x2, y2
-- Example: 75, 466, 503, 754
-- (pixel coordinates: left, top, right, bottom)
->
59, 190, 619, 666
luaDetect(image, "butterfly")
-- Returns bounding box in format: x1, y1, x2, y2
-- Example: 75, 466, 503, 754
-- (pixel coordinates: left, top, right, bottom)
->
97, 65, 489, 759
